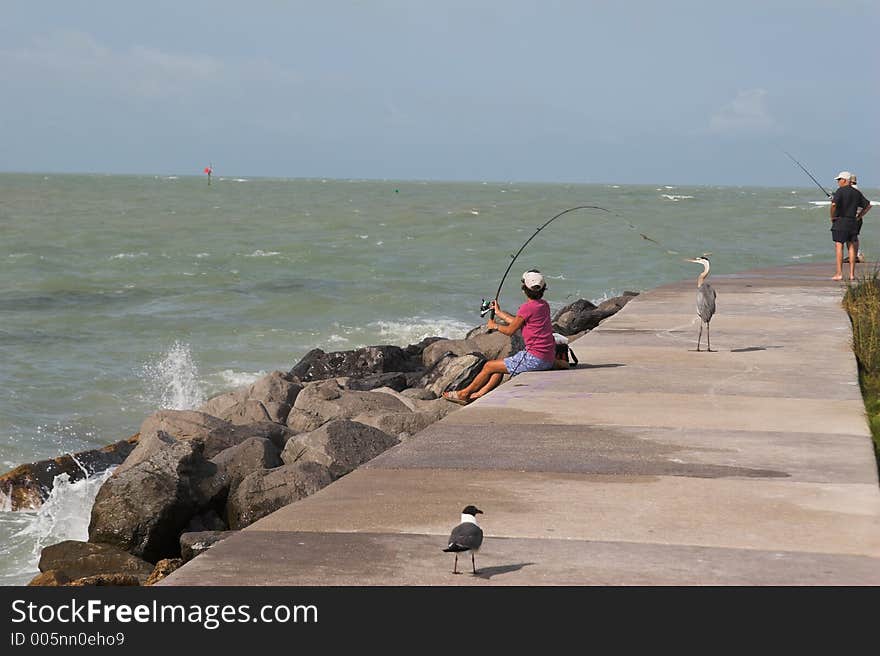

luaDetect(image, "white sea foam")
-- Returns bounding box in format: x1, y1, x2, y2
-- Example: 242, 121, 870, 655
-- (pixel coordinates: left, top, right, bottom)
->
790, 253, 814, 260
370, 317, 473, 344
246, 250, 281, 257
327, 334, 349, 344
141, 341, 206, 410
661, 194, 694, 201
778, 206, 799, 210
110, 252, 149, 259
215, 369, 266, 389
14, 469, 114, 574
469, 210, 480, 215
0, 489, 12, 512
809, 200, 831, 206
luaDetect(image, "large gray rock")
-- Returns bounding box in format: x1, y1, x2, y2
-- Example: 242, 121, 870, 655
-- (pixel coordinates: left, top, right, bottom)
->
226, 462, 333, 529
344, 372, 409, 392
120, 411, 235, 471
286, 380, 412, 433
421, 338, 482, 369
119, 411, 295, 474
466, 324, 526, 360
281, 419, 399, 479
289, 345, 421, 382
179, 531, 234, 562
552, 293, 638, 335
209, 436, 282, 494
199, 371, 303, 425
418, 353, 487, 397
351, 388, 457, 438
38, 540, 154, 584
0, 435, 138, 510
88, 438, 221, 563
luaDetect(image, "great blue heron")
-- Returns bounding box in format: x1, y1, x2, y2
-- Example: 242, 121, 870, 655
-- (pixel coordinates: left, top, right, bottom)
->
686, 256, 716, 352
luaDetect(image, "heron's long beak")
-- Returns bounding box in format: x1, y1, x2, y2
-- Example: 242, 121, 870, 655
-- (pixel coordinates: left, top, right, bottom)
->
684, 258, 699, 263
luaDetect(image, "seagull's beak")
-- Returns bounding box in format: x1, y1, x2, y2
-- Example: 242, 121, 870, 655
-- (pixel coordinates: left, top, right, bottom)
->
475, 509, 483, 514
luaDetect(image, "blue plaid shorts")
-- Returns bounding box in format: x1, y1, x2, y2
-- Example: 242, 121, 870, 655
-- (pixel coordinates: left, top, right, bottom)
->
503, 350, 555, 377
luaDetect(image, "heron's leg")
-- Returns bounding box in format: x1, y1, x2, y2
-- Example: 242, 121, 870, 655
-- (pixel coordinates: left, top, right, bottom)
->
453, 554, 459, 574
472, 552, 477, 574
697, 322, 703, 351
707, 322, 712, 352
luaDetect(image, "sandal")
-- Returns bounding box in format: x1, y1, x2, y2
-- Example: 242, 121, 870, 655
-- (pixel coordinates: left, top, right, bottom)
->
442, 390, 470, 405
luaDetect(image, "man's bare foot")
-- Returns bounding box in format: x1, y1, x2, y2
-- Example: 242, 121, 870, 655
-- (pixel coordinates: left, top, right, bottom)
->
831, 275, 843, 281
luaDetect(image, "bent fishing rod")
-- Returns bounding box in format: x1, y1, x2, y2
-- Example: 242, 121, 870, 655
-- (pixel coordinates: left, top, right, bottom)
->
479, 205, 611, 323
783, 150, 831, 198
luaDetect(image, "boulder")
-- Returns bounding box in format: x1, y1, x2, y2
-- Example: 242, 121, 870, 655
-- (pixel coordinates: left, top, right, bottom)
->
0, 435, 139, 510
28, 570, 71, 586
198, 371, 302, 425
289, 345, 421, 382
552, 293, 638, 335
421, 338, 482, 369
353, 388, 458, 436
88, 439, 222, 563
344, 372, 409, 392
401, 387, 436, 400
144, 558, 184, 585
281, 419, 398, 479
209, 436, 282, 494
68, 574, 140, 586
226, 462, 333, 530
418, 353, 487, 397
286, 380, 412, 433
37, 540, 154, 584
119, 411, 295, 473
180, 530, 234, 562
466, 324, 526, 360
185, 509, 228, 533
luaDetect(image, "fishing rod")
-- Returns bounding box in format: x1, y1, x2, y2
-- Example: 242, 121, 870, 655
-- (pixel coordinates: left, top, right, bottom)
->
479, 205, 611, 322
783, 150, 831, 198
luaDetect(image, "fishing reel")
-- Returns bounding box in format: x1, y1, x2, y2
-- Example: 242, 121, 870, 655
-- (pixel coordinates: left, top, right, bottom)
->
479, 298, 494, 318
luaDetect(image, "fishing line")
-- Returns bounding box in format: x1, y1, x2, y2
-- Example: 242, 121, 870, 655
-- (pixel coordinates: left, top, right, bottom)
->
782, 149, 832, 198
480, 203, 678, 317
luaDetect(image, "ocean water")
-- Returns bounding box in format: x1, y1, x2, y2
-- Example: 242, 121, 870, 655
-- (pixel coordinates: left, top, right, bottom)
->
0, 173, 873, 584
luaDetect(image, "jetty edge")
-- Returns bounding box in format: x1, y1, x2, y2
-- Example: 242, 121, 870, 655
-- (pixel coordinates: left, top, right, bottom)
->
158, 262, 880, 585
13, 290, 634, 585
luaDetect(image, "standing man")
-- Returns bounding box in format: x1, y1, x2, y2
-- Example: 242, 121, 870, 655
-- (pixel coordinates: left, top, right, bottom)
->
849, 173, 871, 263
830, 171, 871, 281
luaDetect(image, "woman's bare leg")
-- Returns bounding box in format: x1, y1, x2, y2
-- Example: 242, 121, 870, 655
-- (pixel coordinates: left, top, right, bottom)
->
448, 360, 508, 402
470, 372, 504, 400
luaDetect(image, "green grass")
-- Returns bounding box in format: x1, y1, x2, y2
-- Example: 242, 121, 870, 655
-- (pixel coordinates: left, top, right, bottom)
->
841, 268, 880, 466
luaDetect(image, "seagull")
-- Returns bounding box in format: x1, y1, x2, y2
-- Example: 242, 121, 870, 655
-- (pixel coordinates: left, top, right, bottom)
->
443, 505, 484, 574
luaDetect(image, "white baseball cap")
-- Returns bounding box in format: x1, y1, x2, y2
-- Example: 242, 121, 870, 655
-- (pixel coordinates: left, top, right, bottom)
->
836, 171, 853, 180
522, 270, 546, 290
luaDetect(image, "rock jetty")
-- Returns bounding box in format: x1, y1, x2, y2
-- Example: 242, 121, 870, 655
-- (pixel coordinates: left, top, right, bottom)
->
6, 293, 636, 585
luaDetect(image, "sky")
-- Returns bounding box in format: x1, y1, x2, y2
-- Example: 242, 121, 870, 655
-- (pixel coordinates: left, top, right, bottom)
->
1, 1, 877, 186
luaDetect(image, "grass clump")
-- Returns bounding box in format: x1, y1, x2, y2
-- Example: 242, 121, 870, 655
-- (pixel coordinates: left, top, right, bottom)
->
841, 268, 880, 465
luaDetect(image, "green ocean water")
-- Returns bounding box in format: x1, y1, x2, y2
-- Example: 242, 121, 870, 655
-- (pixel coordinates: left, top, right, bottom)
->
0, 172, 871, 584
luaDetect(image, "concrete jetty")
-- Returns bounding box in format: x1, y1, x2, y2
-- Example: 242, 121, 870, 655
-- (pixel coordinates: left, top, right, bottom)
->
161, 262, 880, 585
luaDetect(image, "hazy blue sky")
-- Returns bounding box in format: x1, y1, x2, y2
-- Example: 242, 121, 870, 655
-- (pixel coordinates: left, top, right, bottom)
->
1, 1, 877, 185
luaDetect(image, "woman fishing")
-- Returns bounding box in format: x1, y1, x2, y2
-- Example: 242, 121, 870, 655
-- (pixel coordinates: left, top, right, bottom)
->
443, 270, 557, 405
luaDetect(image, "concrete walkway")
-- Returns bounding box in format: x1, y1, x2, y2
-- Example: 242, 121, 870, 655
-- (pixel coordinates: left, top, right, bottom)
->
162, 262, 880, 585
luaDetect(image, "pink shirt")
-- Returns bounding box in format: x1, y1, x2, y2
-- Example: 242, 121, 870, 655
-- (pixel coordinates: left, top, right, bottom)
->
517, 299, 556, 362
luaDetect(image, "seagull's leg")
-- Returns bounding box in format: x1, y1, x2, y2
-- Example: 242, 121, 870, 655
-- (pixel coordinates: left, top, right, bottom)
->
472, 552, 477, 575
453, 554, 459, 574
697, 322, 703, 351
